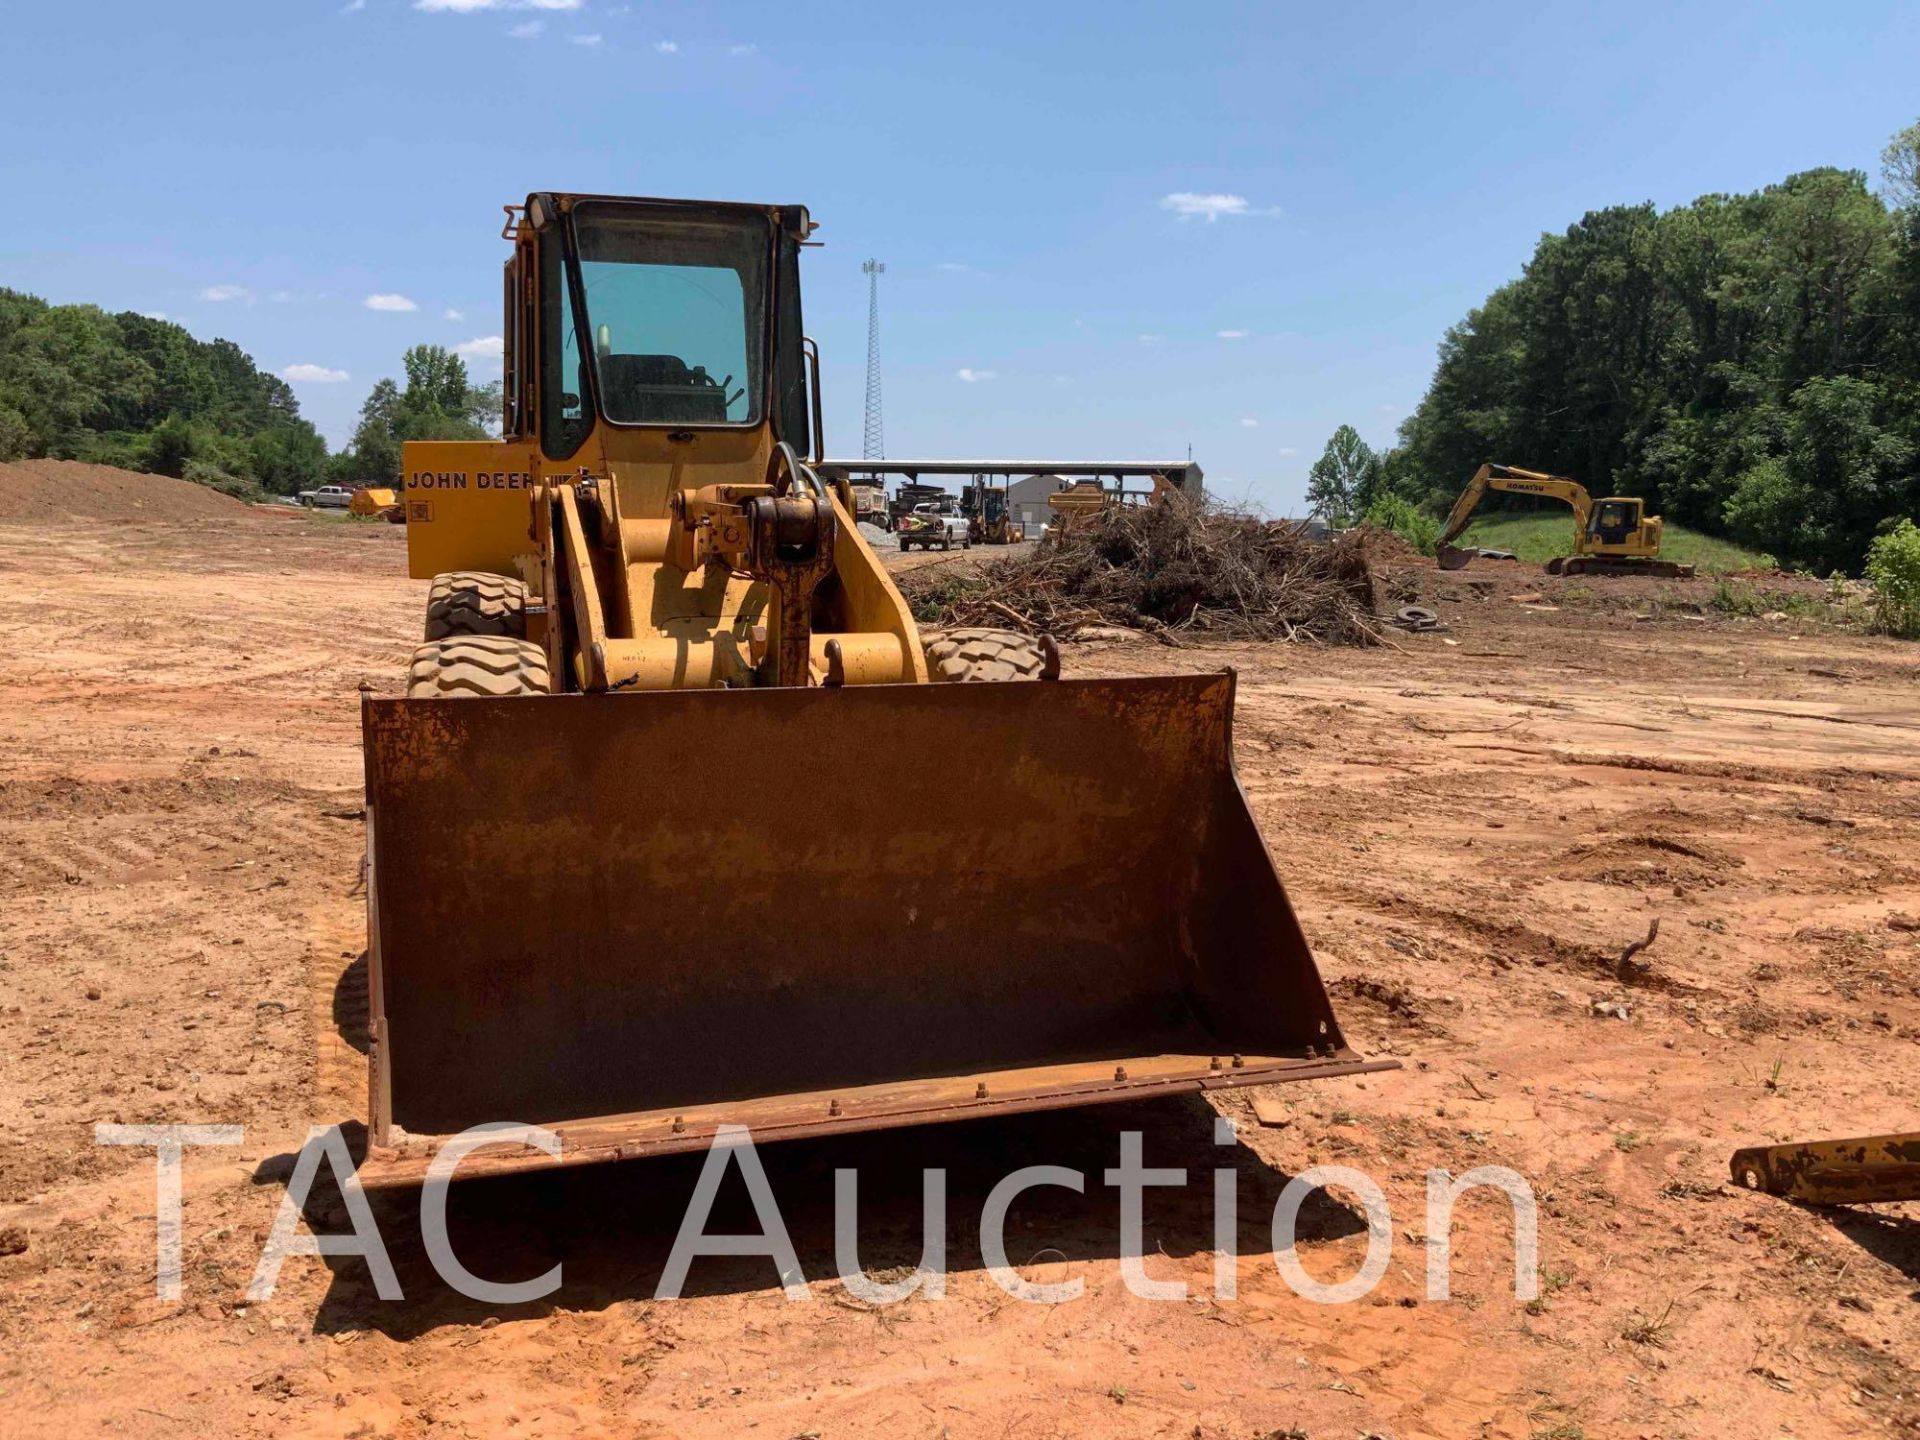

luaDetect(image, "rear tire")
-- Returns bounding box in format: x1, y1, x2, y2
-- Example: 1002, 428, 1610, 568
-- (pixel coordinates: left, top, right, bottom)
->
922, 627, 1055, 682
425, 571, 529, 641
406, 636, 550, 698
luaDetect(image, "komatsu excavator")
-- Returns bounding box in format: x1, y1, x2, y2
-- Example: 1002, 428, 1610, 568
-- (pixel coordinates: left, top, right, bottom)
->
1435, 463, 1694, 577
354, 192, 1391, 1187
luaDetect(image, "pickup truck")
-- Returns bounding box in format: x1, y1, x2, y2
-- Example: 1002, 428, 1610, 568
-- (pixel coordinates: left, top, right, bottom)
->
896, 500, 970, 552
298, 485, 355, 509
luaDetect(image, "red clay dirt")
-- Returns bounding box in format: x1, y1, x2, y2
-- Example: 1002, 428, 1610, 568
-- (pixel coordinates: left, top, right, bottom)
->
1, 512, 1916, 1438
0, 459, 256, 525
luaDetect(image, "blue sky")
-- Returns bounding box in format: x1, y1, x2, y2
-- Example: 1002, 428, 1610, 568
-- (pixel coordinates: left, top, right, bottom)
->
3, 1, 1916, 513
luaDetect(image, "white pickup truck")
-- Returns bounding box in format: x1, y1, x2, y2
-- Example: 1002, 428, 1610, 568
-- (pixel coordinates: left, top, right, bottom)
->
896, 500, 970, 552
298, 484, 355, 509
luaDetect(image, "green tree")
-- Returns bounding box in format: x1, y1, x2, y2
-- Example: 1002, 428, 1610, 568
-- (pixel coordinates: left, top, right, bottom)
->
1724, 377, 1912, 571
1883, 118, 1920, 210
334, 346, 496, 483
1304, 424, 1377, 526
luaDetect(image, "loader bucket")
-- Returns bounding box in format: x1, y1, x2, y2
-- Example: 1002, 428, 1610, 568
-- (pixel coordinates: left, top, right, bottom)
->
355, 672, 1392, 1186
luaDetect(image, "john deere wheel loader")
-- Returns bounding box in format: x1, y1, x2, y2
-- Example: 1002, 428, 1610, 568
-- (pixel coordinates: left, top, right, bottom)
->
355, 192, 1391, 1186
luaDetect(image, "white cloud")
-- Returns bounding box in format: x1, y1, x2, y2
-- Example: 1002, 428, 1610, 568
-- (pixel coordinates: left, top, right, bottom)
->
443, 307, 466, 321
198, 284, 250, 303
934, 262, 974, 273
1217, 328, 1249, 340
1159, 192, 1273, 222
653, 39, 678, 52
573, 32, 604, 46
728, 43, 756, 55
955, 368, 997, 383
364, 293, 419, 312
507, 19, 543, 36
1239, 417, 1260, 428
283, 363, 351, 383
342, 0, 366, 11
1136, 334, 1162, 346
140, 310, 167, 321
1278, 447, 1299, 456
455, 335, 506, 362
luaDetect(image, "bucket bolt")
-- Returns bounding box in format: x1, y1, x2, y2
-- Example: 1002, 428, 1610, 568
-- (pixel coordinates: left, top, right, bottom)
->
1113, 1065, 1128, 1083
975, 1082, 989, 1100
828, 1098, 842, 1117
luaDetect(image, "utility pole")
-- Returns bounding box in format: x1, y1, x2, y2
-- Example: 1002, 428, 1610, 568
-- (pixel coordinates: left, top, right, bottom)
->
862, 259, 885, 464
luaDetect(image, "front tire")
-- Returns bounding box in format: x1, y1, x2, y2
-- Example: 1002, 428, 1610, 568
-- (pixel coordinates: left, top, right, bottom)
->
424, 571, 528, 641
922, 628, 1057, 682
406, 636, 550, 698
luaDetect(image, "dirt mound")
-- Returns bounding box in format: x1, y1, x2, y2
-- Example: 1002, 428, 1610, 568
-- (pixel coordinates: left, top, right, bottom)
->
903, 500, 1383, 644
0, 458, 253, 525
1558, 832, 1740, 889
1354, 524, 1430, 567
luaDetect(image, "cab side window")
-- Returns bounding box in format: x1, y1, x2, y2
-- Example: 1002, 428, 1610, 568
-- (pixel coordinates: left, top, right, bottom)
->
540, 232, 591, 460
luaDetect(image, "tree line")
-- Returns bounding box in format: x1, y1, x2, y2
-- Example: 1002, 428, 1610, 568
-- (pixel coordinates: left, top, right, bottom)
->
0, 289, 495, 498
1307, 118, 1920, 575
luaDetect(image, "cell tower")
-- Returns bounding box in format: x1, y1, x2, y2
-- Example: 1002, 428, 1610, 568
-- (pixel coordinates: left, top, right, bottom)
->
861, 259, 885, 462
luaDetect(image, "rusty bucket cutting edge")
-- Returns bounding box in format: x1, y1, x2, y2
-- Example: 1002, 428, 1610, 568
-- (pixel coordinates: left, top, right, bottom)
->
356, 671, 1392, 1185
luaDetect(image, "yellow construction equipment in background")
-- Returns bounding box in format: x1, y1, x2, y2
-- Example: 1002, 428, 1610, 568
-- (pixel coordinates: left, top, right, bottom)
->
1435, 463, 1693, 577
966, 478, 1024, 544
348, 486, 401, 522
1732, 1131, 1920, 1205
1045, 472, 1175, 535
355, 191, 1391, 1186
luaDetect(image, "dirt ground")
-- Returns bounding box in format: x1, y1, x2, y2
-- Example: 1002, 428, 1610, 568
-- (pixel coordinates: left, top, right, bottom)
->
1, 509, 1917, 1439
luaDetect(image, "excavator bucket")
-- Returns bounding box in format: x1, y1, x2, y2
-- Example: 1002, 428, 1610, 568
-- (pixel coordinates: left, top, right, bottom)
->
354, 671, 1391, 1186
1436, 543, 1474, 571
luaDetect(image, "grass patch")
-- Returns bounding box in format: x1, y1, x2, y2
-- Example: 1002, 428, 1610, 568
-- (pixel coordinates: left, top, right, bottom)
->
1451, 513, 1771, 573
1709, 577, 1866, 628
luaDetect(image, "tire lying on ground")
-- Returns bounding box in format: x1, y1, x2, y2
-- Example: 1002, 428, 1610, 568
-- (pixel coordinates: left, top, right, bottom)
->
423, 571, 528, 641
921, 627, 1059, 682
406, 636, 551, 698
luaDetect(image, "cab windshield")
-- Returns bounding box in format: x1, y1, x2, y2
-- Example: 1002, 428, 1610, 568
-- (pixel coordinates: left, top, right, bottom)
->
571, 205, 767, 426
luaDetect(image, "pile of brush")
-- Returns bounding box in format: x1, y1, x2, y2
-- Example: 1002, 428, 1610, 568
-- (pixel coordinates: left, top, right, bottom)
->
901, 498, 1385, 644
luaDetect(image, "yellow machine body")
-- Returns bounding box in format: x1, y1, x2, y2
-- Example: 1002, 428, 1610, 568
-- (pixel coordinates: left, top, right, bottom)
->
357, 191, 1387, 1185
1436, 463, 1690, 576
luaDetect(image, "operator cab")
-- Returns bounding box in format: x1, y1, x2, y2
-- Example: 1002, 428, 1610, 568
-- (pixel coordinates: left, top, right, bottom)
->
1589, 498, 1641, 545
507, 193, 816, 462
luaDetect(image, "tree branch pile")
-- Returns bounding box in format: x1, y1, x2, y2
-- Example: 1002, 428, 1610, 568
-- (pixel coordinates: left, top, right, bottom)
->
901, 500, 1385, 645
